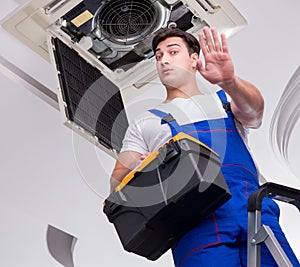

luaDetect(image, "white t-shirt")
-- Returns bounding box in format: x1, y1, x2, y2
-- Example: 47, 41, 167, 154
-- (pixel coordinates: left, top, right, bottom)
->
120, 93, 230, 154
120, 92, 266, 183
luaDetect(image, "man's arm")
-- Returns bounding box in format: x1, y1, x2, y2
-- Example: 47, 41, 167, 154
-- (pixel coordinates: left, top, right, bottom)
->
197, 27, 264, 128
110, 150, 143, 192
219, 76, 264, 128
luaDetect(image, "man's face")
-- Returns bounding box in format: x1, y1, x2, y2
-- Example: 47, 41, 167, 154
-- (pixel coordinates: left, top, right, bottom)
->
154, 37, 198, 89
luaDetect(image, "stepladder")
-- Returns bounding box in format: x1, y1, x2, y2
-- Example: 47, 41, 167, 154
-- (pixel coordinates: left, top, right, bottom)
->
247, 182, 300, 267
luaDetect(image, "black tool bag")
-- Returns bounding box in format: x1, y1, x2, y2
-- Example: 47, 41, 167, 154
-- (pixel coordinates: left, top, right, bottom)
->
103, 132, 231, 260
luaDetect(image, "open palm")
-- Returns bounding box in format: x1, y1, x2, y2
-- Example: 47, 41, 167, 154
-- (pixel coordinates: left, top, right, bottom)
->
197, 27, 235, 85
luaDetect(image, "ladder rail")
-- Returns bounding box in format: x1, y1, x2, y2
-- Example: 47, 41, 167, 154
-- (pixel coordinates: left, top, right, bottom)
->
247, 182, 300, 267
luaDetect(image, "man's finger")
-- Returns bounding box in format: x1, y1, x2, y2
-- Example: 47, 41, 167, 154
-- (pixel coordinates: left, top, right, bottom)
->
198, 33, 209, 56
221, 33, 229, 53
196, 59, 203, 72
203, 27, 214, 52
211, 27, 221, 52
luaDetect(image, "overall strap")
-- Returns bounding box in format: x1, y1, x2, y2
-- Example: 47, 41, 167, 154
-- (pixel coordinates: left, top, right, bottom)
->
217, 90, 231, 112
148, 109, 181, 135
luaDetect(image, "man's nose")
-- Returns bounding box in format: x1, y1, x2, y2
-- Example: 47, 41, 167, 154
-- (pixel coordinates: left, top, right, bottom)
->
160, 53, 171, 64
161, 57, 170, 65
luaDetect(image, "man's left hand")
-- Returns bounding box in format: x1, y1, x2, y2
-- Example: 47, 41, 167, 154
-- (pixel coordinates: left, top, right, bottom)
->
197, 27, 235, 87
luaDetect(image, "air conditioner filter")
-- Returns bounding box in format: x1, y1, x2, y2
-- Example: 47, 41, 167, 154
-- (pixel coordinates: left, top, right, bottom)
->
52, 38, 128, 152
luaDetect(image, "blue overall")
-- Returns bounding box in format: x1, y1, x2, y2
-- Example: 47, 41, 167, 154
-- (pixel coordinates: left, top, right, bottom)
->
149, 90, 299, 267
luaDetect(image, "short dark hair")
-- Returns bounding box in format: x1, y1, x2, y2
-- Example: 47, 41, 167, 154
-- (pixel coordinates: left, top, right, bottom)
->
152, 28, 200, 55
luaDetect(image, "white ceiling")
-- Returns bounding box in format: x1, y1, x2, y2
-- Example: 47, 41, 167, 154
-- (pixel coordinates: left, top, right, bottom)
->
1, 0, 300, 266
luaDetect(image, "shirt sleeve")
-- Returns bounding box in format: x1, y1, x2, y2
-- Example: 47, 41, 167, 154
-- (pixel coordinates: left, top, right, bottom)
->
120, 118, 148, 155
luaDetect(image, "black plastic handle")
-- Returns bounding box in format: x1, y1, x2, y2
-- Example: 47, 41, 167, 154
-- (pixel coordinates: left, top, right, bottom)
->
247, 182, 300, 212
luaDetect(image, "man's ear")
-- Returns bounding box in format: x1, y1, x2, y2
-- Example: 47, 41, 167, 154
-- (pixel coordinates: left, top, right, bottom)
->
191, 52, 199, 69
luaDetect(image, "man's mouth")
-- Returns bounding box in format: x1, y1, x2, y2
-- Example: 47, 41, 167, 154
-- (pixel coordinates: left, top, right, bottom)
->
162, 68, 172, 74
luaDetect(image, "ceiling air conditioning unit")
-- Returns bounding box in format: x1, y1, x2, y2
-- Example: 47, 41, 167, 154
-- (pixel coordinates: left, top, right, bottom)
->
2, 0, 247, 157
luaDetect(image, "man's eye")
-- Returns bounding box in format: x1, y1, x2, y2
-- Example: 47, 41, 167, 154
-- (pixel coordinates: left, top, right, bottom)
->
155, 55, 162, 60
170, 50, 178, 55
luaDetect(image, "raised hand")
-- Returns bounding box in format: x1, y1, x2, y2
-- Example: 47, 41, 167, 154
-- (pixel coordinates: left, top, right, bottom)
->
197, 27, 235, 86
